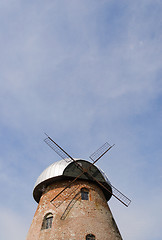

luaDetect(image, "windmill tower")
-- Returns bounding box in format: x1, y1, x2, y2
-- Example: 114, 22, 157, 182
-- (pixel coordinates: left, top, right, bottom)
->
26, 135, 131, 240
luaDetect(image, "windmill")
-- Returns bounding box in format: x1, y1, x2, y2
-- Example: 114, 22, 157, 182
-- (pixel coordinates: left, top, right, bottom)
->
44, 133, 131, 209
26, 134, 131, 240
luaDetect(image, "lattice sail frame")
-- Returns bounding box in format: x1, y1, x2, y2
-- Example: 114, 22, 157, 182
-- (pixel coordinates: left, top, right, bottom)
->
60, 191, 81, 220
89, 142, 113, 163
44, 135, 72, 163
44, 134, 131, 207
51, 185, 80, 208
111, 185, 131, 207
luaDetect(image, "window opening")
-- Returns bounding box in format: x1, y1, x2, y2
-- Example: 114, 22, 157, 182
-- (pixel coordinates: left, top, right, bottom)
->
86, 234, 96, 240
41, 213, 53, 230
81, 188, 89, 200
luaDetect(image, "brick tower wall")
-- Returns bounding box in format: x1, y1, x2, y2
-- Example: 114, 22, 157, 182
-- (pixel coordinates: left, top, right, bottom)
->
26, 179, 123, 240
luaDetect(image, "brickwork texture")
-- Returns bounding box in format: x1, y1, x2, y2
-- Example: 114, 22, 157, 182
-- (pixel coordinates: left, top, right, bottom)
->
26, 180, 123, 240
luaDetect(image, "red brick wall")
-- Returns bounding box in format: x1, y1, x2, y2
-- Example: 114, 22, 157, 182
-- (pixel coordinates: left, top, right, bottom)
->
26, 180, 123, 240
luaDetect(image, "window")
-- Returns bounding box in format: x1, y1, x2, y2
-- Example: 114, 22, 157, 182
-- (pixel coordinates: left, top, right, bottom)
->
81, 188, 89, 200
86, 234, 95, 240
41, 213, 53, 230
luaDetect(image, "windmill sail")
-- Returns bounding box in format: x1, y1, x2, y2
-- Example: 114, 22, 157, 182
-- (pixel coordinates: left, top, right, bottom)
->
51, 185, 80, 208
60, 192, 81, 220
111, 185, 131, 207
89, 142, 115, 163
44, 134, 73, 163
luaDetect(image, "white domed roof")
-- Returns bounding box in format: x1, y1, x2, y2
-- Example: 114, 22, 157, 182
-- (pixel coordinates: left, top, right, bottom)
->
34, 159, 71, 189
33, 158, 112, 203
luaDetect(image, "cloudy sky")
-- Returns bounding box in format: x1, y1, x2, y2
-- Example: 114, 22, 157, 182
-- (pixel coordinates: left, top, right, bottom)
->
0, 0, 162, 239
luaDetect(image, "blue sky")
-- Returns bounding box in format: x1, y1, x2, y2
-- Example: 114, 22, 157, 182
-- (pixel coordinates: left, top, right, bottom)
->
0, 0, 162, 239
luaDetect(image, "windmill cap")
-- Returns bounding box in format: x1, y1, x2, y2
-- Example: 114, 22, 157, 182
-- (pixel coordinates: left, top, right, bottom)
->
33, 158, 112, 203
